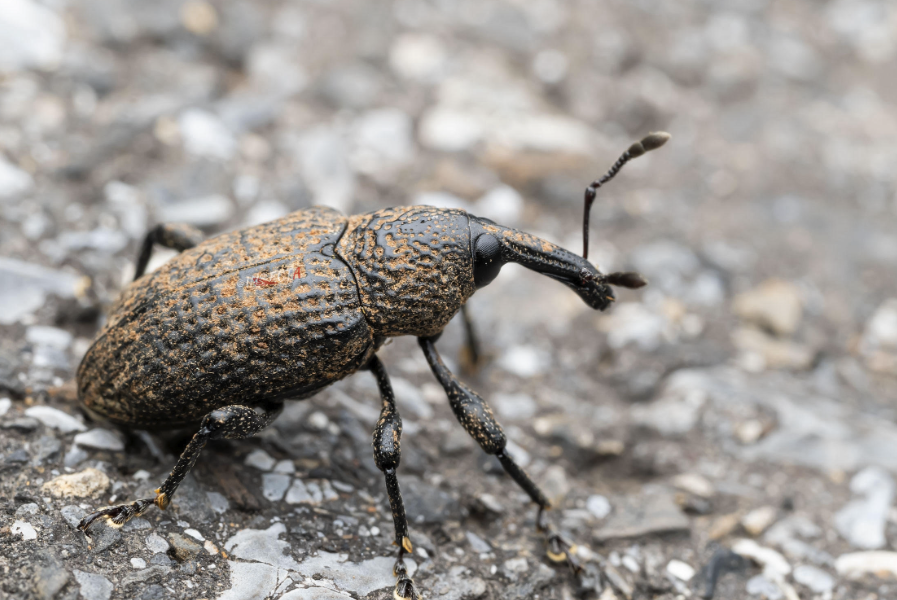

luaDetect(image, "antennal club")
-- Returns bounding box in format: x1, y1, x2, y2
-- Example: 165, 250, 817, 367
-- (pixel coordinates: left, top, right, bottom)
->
582, 131, 671, 259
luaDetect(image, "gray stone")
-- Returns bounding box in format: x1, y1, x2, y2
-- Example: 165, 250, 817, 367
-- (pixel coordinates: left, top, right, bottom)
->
285, 479, 338, 505
34, 435, 62, 463
0, 257, 80, 325
178, 109, 237, 160
401, 476, 460, 525
157, 194, 235, 227
262, 473, 291, 502
294, 551, 416, 597
0, 0, 65, 73
73, 570, 114, 600
167, 533, 203, 562
90, 525, 122, 553
245, 448, 276, 471
25, 406, 86, 433
834, 466, 894, 549
61, 504, 86, 528
422, 565, 487, 600
745, 575, 782, 599
145, 532, 169, 554
122, 517, 151, 532
5, 447, 29, 463
792, 564, 834, 593
279, 588, 354, 600
594, 486, 689, 541
137, 584, 167, 600
74, 429, 124, 451
0, 155, 34, 198
586, 495, 612, 520
465, 531, 491, 553
149, 553, 174, 567
15, 502, 39, 516
120, 565, 171, 588
3, 417, 39, 431
224, 523, 300, 570
30, 550, 69, 600
491, 392, 537, 421
218, 561, 280, 600
732, 279, 803, 336
207, 491, 229, 514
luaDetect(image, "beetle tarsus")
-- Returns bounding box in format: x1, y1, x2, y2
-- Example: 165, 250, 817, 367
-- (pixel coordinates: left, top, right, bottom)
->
537, 506, 582, 574
393, 548, 418, 600
79, 496, 156, 532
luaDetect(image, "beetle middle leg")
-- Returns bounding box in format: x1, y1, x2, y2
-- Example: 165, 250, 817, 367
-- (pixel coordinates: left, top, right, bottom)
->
419, 336, 581, 572
458, 304, 483, 372
134, 222, 205, 280
79, 402, 281, 533
365, 355, 418, 600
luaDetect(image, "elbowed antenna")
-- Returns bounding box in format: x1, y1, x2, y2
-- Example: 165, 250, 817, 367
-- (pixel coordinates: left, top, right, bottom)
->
582, 131, 671, 259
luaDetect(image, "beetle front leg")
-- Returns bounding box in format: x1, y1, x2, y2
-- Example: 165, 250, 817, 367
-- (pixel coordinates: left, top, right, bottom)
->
78, 403, 281, 534
134, 222, 205, 280
419, 336, 581, 573
366, 355, 418, 600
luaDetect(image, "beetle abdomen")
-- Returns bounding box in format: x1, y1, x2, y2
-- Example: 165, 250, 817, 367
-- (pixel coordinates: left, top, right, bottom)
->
78, 207, 376, 428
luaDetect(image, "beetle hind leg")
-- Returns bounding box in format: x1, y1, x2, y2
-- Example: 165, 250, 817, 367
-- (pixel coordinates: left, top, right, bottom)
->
365, 355, 419, 600
79, 403, 281, 535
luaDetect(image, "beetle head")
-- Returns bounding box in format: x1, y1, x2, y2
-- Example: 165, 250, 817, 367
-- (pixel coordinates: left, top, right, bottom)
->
468, 215, 645, 311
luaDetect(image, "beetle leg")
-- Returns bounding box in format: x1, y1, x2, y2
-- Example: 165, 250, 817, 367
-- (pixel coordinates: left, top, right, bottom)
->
459, 304, 483, 372
134, 222, 205, 280
78, 403, 281, 534
367, 355, 418, 600
419, 336, 582, 573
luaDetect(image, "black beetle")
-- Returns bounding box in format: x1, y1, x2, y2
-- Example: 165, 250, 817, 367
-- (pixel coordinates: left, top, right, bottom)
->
76, 132, 670, 599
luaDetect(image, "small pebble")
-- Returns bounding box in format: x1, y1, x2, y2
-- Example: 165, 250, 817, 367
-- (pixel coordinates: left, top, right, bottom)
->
792, 564, 834, 593
42, 468, 110, 498
742, 506, 778, 536
835, 551, 897, 579
73, 429, 125, 451
24, 406, 86, 433
12, 520, 37, 540
73, 570, 113, 600
666, 559, 695, 581
131, 557, 146, 569
146, 533, 169, 554
244, 449, 276, 471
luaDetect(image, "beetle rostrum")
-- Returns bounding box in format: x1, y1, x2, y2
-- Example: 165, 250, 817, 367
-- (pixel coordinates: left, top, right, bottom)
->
75, 133, 669, 600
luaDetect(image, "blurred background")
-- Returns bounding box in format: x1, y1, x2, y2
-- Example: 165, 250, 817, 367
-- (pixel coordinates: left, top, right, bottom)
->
2, 0, 897, 599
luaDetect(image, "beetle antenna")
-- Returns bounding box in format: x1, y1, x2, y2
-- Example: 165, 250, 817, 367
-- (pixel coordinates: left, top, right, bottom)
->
582, 132, 670, 259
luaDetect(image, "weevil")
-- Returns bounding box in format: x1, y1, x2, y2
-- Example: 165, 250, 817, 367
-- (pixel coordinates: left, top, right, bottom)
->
76, 132, 670, 599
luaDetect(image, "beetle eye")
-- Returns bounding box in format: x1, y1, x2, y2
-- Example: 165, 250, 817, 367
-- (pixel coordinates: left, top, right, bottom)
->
473, 234, 502, 288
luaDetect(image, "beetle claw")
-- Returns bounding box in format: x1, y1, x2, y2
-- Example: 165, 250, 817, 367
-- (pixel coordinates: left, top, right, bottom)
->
78, 497, 156, 534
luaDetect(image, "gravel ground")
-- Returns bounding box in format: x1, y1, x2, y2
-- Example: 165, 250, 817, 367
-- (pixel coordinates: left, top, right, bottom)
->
3, 1, 897, 599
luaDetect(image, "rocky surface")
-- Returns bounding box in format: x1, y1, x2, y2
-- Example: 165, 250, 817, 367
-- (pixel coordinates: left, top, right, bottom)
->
2, 0, 897, 599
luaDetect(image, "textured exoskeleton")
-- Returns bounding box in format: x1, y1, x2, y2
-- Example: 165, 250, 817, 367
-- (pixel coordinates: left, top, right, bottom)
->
76, 204, 637, 599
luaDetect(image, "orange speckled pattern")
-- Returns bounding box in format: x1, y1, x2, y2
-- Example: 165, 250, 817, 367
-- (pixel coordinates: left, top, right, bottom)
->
336, 206, 476, 338
78, 206, 376, 428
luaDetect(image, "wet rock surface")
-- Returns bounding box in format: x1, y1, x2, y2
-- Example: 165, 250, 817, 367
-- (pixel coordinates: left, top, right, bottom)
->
2, 0, 897, 599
